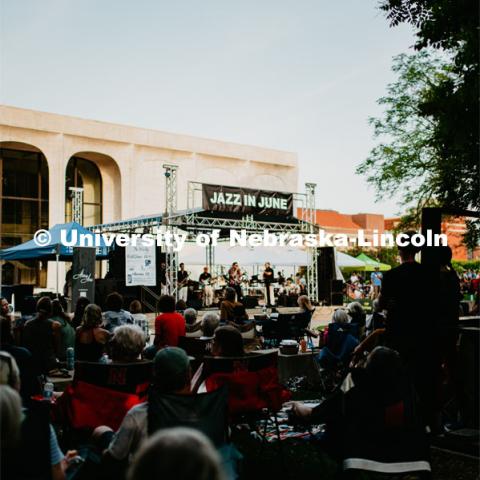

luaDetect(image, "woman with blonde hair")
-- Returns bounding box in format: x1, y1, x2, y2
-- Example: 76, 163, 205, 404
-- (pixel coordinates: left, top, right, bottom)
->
75, 304, 111, 362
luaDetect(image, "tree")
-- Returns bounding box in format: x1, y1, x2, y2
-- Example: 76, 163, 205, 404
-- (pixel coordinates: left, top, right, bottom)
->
357, 50, 452, 218
359, 0, 479, 229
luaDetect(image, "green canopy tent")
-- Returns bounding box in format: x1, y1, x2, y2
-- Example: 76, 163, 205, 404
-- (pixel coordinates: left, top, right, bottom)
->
355, 253, 391, 272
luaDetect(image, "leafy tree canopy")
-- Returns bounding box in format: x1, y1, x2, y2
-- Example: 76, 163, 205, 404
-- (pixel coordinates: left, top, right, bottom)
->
359, 0, 479, 225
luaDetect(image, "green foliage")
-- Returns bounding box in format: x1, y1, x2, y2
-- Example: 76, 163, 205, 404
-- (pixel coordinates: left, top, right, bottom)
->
451, 260, 480, 274
360, 0, 479, 230
357, 50, 451, 217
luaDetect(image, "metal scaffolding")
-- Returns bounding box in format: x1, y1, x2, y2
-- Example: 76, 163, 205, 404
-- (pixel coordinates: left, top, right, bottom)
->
304, 183, 318, 302
90, 179, 321, 303
163, 164, 179, 300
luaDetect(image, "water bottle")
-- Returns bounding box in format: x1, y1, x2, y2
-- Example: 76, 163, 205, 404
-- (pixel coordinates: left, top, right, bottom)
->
66, 347, 75, 371
262, 304, 267, 315
43, 382, 54, 400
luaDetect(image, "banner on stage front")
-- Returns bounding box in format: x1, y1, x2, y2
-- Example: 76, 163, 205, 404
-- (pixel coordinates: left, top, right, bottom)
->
202, 183, 293, 216
125, 244, 156, 286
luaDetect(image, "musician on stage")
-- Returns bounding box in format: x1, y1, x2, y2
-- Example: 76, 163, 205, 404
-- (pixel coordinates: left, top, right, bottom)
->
177, 263, 189, 302
263, 261, 274, 307
199, 266, 214, 307
228, 261, 243, 301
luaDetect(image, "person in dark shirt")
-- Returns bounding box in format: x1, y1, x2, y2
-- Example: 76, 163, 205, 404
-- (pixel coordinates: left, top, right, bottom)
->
0, 315, 40, 402
22, 297, 61, 375
377, 232, 437, 427
263, 262, 274, 307
177, 264, 189, 303
199, 267, 214, 307
289, 347, 429, 472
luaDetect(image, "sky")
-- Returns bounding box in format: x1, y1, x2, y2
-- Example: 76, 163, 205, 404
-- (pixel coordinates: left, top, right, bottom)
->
0, 0, 416, 216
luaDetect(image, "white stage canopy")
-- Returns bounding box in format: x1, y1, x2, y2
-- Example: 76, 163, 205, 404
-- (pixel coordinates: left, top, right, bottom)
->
179, 244, 365, 269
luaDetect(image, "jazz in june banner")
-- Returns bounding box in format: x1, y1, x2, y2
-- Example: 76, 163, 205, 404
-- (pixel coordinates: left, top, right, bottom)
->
202, 183, 293, 216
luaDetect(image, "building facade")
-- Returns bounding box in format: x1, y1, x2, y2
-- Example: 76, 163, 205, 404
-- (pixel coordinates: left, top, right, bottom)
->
0, 105, 298, 287
299, 209, 385, 246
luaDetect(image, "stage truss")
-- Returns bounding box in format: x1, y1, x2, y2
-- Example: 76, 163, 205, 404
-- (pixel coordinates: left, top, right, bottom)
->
91, 170, 319, 302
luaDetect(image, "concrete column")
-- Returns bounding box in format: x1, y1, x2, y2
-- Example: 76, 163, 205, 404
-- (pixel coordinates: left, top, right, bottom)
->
45, 137, 67, 291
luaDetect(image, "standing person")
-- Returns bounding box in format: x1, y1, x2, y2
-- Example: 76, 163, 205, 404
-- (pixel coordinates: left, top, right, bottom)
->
22, 297, 60, 375
370, 267, 383, 298
199, 266, 214, 307
51, 299, 76, 361
103, 292, 134, 333
228, 262, 243, 301
378, 231, 436, 428
263, 262, 274, 307
177, 263, 189, 304
154, 295, 185, 348
159, 262, 168, 295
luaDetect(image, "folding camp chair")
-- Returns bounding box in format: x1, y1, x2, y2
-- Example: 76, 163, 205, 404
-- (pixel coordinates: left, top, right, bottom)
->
193, 350, 290, 444
148, 385, 229, 446
58, 361, 153, 432
314, 323, 359, 395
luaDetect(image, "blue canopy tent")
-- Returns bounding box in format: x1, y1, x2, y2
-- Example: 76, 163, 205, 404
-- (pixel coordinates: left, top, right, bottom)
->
0, 222, 109, 295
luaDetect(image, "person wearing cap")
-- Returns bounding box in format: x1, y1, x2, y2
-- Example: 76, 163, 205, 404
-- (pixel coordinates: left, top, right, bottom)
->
22, 297, 61, 375
97, 347, 192, 465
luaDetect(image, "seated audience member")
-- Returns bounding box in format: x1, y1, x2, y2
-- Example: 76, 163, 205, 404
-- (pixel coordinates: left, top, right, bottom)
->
0, 297, 12, 322
0, 316, 39, 401
97, 347, 192, 463
347, 301, 366, 328
154, 295, 186, 348
297, 295, 315, 324
319, 309, 359, 368
0, 377, 77, 480
75, 304, 111, 362
211, 326, 244, 357
127, 427, 226, 480
220, 288, 247, 323
175, 299, 188, 313
51, 299, 76, 361
71, 296, 90, 329
22, 297, 60, 374
110, 325, 146, 363
184, 308, 198, 327
130, 300, 149, 340
332, 308, 349, 324
103, 292, 134, 333
290, 347, 428, 466
201, 312, 220, 339
0, 351, 20, 391
365, 299, 386, 337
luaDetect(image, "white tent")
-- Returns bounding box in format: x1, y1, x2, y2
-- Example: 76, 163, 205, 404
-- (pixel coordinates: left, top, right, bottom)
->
179, 243, 365, 269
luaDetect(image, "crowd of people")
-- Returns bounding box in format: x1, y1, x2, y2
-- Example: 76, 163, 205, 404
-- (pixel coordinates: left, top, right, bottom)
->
0, 233, 477, 479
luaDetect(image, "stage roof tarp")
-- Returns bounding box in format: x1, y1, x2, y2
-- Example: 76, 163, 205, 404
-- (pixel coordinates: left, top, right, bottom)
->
0, 222, 110, 261
179, 244, 365, 269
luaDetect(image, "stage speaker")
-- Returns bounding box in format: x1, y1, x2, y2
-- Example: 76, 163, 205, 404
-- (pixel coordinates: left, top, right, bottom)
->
331, 293, 343, 306
317, 247, 343, 305
243, 296, 259, 309
187, 298, 203, 310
